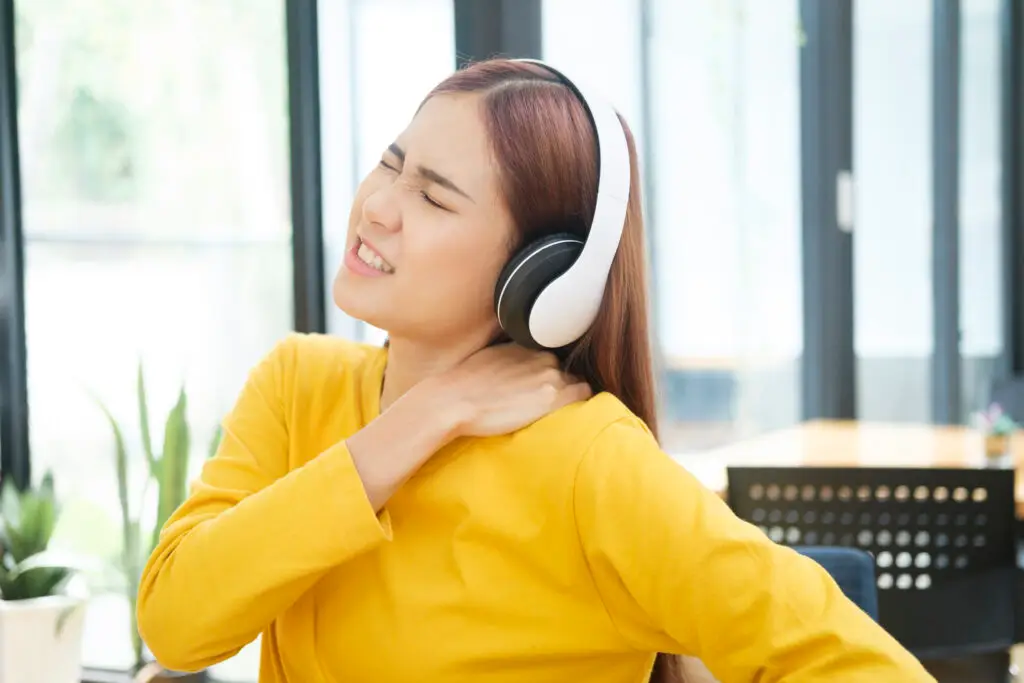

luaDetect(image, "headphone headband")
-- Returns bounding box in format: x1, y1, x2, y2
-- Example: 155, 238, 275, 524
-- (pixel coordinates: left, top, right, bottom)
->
503, 59, 631, 349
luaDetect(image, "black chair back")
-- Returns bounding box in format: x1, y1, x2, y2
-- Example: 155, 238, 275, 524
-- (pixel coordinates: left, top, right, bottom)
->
727, 466, 1016, 660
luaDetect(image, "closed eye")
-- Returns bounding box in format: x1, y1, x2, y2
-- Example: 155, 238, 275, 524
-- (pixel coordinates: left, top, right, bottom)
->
379, 152, 447, 210
420, 192, 445, 210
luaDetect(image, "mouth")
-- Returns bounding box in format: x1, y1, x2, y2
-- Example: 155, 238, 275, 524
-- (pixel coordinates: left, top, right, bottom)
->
354, 237, 394, 274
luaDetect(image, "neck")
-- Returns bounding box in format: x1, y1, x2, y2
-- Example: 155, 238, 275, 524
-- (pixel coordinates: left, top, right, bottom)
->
379, 329, 496, 411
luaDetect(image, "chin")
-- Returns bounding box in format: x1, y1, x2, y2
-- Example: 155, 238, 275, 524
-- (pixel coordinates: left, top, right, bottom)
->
333, 289, 376, 325
334, 276, 404, 334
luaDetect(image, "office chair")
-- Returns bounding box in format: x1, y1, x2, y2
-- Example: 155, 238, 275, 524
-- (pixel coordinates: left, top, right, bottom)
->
726, 466, 1016, 668
794, 545, 878, 620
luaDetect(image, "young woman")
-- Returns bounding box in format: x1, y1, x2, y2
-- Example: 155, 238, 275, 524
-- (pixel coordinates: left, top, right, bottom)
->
137, 59, 933, 683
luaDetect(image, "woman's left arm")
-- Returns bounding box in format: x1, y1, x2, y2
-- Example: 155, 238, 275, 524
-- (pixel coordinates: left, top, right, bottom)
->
573, 417, 935, 683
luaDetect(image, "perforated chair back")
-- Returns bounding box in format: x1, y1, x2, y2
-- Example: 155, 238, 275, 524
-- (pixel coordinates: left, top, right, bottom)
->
727, 466, 1016, 659
794, 546, 879, 620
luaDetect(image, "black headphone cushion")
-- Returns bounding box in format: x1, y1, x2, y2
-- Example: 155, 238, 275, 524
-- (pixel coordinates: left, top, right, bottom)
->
494, 232, 584, 348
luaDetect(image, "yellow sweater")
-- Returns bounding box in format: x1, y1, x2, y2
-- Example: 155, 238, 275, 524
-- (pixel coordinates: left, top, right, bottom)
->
137, 334, 932, 682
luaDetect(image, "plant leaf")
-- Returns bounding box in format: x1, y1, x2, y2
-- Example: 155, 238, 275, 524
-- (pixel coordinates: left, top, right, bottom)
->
122, 519, 144, 600
1, 479, 58, 563
38, 471, 56, 504
1, 478, 21, 529
55, 604, 78, 639
208, 423, 223, 460
153, 387, 190, 554
137, 362, 157, 475
3, 566, 69, 600
0, 555, 9, 598
97, 401, 133, 535
124, 521, 144, 671
13, 549, 98, 576
28, 472, 58, 546
4, 527, 32, 564
1, 551, 15, 572
1, 547, 79, 601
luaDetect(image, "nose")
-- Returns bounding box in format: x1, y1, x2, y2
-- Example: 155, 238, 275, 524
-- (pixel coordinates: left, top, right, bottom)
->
361, 181, 402, 233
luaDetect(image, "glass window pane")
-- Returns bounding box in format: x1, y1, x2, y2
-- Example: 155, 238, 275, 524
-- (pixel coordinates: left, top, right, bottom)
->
321, 0, 455, 344
16, 0, 291, 675
959, 0, 1003, 415
542, 0, 645, 148
646, 0, 803, 451
854, 0, 933, 422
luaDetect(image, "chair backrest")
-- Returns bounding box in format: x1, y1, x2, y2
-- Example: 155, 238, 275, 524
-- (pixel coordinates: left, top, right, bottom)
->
727, 466, 1016, 659
794, 546, 879, 621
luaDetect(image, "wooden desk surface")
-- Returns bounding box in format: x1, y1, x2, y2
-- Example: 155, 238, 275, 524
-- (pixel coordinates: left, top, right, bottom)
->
672, 420, 1024, 516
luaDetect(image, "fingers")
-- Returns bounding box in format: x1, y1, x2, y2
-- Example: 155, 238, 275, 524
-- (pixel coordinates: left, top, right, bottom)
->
497, 346, 561, 380
526, 380, 591, 422
568, 381, 594, 403
519, 347, 559, 371
555, 381, 593, 408
539, 366, 566, 388
469, 342, 574, 391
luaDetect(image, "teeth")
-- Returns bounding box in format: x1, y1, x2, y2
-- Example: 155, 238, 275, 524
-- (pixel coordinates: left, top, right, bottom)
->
357, 241, 393, 273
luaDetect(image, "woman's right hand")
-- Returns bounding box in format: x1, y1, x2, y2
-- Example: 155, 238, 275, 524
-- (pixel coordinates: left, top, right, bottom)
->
432, 343, 593, 438
348, 343, 591, 511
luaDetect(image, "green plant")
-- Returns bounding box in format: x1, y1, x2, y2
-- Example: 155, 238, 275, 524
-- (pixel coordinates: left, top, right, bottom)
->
977, 403, 1020, 437
0, 472, 74, 601
97, 363, 222, 672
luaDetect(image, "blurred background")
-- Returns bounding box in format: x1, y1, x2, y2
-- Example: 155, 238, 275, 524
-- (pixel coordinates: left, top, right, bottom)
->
0, 0, 1022, 681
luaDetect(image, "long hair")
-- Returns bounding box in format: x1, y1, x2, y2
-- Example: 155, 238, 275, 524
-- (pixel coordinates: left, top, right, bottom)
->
425, 59, 681, 683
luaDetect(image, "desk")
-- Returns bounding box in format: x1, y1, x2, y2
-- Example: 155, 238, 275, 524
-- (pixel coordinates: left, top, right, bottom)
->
673, 420, 1024, 517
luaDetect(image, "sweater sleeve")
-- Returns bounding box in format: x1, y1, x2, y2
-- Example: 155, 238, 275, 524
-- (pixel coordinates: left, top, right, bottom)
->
136, 336, 391, 672
573, 418, 935, 683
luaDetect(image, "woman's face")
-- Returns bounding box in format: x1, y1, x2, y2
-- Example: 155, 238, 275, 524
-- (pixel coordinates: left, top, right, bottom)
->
333, 93, 514, 345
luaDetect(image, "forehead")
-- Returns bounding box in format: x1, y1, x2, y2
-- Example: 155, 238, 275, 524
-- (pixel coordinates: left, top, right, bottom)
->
397, 93, 501, 204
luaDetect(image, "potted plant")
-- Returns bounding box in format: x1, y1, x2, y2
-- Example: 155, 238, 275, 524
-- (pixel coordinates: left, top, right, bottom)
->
98, 364, 221, 681
0, 472, 87, 683
975, 402, 1020, 459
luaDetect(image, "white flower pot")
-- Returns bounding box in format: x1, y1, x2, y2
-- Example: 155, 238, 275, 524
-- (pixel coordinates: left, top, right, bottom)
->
0, 595, 86, 683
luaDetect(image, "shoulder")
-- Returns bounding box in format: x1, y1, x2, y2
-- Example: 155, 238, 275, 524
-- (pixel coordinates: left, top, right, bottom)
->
554, 391, 656, 443
552, 395, 686, 497
267, 332, 384, 378
255, 333, 386, 406
271, 331, 383, 366
510, 392, 659, 464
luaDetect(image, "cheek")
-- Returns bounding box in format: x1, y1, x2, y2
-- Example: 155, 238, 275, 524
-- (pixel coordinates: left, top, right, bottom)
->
407, 222, 510, 296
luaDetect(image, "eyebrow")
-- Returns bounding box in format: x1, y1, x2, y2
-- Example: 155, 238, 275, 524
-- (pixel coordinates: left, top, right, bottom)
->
387, 143, 474, 203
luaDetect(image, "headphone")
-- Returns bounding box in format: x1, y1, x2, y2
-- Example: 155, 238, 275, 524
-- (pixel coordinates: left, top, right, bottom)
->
492, 59, 631, 350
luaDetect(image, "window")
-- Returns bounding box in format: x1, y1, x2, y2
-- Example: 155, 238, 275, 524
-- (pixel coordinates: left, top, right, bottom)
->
541, 0, 645, 149
959, 0, 1003, 415
854, 0, 933, 422
321, 0, 455, 344
15, 0, 291, 674
644, 0, 803, 451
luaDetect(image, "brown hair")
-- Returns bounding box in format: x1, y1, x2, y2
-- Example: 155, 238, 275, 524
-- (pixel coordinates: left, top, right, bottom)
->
426, 59, 681, 683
